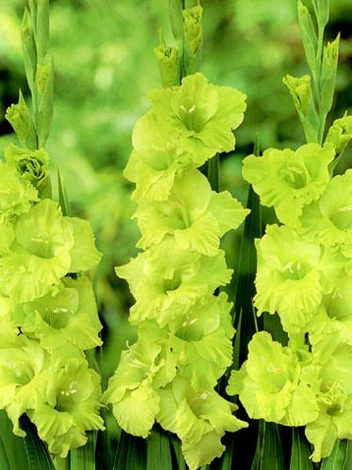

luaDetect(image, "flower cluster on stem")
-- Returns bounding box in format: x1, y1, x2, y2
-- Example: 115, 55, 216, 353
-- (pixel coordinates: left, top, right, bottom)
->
103, 71, 249, 469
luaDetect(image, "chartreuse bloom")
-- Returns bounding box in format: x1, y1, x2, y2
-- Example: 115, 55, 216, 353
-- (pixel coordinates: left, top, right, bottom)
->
28, 348, 104, 457
12, 276, 102, 351
299, 170, 352, 248
5, 143, 50, 193
303, 333, 352, 461
227, 332, 319, 426
124, 72, 246, 201
0, 161, 38, 219
0, 333, 49, 436
135, 167, 249, 256
157, 376, 247, 470
242, 143, 335, 227
148, 73, 246, 157
106, 70, 248, 468
0, 199, 101, 303
253, 224, 340, 334
116, 238, 232, 327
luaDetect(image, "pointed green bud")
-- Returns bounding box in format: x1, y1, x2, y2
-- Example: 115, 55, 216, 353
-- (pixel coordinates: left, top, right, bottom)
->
183, 5, 203, 56
283, 74, 313, 116
320, 34, 340, 117
5, 91, 37, 149
21, 7, 37, 93
183, 5, 203, 75
326, 115, 352, 156
36, 56, 54, 147
154, 44, 180, 88
312, 0, 329, 30
35, 0, 50, 62
283, 75, 319, 143
169, 0, 184, 44
297, 1, 318, 77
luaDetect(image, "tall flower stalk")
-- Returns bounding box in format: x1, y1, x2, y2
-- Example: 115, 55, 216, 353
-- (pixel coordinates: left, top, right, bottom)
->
0, 0, 104, 462
103, 2, 250, 468
228, 0, 352, 464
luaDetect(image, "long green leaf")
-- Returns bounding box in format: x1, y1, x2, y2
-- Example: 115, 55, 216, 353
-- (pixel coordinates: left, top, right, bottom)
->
113, 430, 146, 470
251, 421, 286, 470
290, 428, 314, 470
70, 432, 97, 470
321, 439, 351, 470
146, 426, 173, 470
0, 411, 28, 470
232, 183, 262, 364
169, 434, 186, 470
20, 415, 55, 470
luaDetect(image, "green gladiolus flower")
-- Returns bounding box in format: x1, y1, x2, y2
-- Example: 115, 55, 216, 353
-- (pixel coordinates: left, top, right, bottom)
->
299, 170, 352, 248
305, 383, 352, 462
242, 143, 335, 227
116, 239, 232, 327
148, 73, 246, 159
28, 354, 104, 457
254, 224, 322, 333
12, 276, 103, 351
103, 338, 175, 438
157, 376, 247, 470
0, 199, 74, 302
0, 335, 48, 436
0, 161, 38, 219
135, 167, 249, 255
5, 143, 49, 192
170, 293, 235, 390
227, 332, 319, 426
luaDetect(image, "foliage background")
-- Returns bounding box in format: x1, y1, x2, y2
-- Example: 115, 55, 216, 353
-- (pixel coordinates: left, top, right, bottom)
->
0, 0, 351, 459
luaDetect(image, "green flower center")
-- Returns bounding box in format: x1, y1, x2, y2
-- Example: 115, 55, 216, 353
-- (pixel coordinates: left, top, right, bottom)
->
54, 382, 77, 412
280, 261, 309, 280
281, 165, 307, 189
41, 306, 73, 329
163, 273, 181, 292
178, 104, 204, 133
326, 403, 342, 416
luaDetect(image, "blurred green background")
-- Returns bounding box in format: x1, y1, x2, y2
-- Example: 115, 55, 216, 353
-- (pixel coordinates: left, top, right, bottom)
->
0, 0, 351, 383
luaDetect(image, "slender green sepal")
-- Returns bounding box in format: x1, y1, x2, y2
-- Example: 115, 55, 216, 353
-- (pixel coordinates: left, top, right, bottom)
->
169, 0, 184, 44
35, 0, 50, 62
146, 427, 173, 470
207, 154, 220, 192
36, 55, 54, 148
251, 421, 286, 470
21, 7, 37, 94
70, 432, 97, 470
57, 168, 70, 216
319, 34, 340, 120
289, 428, 314, 470
312, 0, 329, 31
5, 90, 37, 149
297, 1, 318, 80
20, 416, 55, 470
